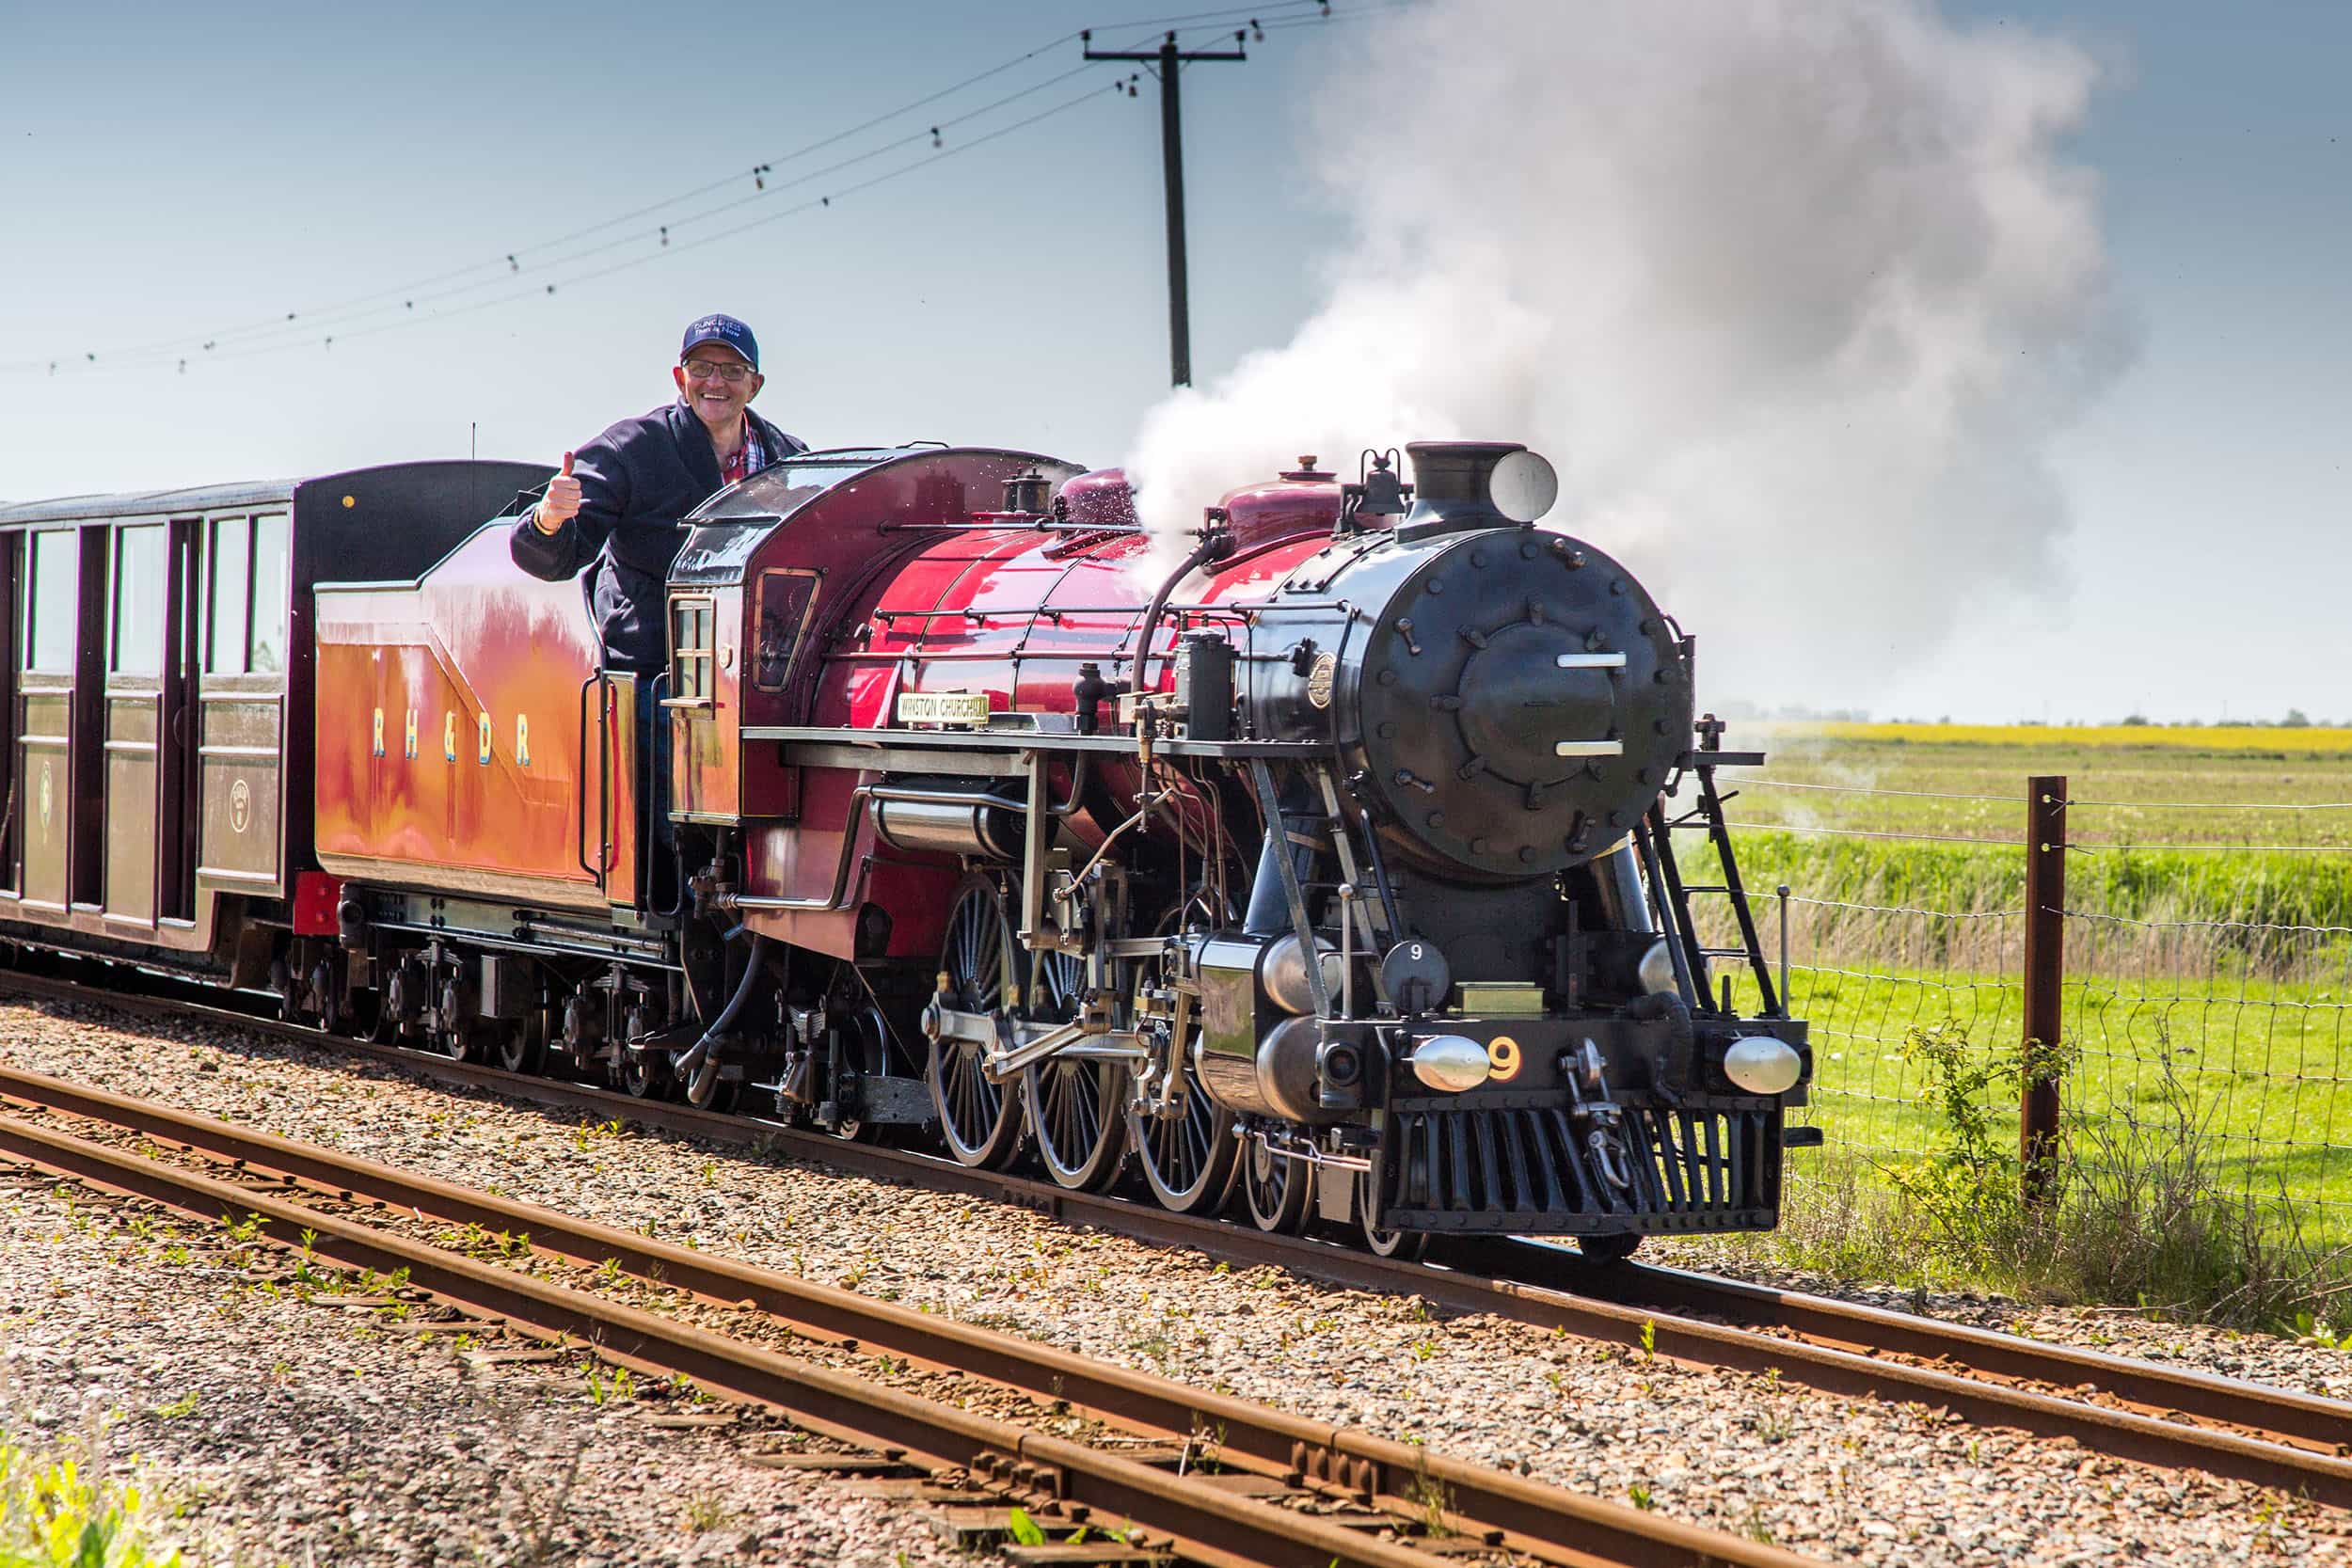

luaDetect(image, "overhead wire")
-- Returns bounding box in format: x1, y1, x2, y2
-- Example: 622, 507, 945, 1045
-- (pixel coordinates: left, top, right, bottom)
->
129, 58, 1124, 366
4, 0, 1347, 375
185, 82, 1127, 366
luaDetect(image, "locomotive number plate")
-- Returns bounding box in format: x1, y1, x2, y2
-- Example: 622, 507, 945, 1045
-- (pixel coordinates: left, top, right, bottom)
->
896, 690, 992, 726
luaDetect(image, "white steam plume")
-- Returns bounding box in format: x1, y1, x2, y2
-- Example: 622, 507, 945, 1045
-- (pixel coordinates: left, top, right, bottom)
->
1125, 0, 2133, 702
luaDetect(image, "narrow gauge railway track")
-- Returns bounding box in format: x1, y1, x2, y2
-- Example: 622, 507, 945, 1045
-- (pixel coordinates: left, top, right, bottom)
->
7, 969, 2352, 1511
0, 1069, 1815, 1568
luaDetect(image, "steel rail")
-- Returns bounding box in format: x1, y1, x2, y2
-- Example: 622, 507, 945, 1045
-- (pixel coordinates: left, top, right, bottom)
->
1517, 1249, 2352, 1458
6, 973, 2351, 1503
0, 1081, 1815, 1568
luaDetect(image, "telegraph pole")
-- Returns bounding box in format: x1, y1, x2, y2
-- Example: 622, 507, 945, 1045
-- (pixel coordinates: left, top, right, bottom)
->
1083, 28, 1248, 388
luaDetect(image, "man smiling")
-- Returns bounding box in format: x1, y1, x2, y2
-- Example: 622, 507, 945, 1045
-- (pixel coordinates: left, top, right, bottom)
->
511, 313, 808, 673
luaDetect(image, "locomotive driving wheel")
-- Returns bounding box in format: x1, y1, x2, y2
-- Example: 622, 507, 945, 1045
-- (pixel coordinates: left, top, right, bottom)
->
1020, 945, 1126, 1192
927, 877, 1025, 1170
1125, 895, 1240, 1214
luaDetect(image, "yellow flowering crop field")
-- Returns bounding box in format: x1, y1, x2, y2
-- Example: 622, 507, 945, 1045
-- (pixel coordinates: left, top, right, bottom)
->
1747, 721, 2352, 752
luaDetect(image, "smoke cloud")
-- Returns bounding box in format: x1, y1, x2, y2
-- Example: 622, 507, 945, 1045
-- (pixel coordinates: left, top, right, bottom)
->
1125, 0, 2133, 703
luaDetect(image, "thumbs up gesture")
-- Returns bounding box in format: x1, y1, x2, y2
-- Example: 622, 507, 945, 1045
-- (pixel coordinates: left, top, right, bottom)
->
535, 451, 580, 534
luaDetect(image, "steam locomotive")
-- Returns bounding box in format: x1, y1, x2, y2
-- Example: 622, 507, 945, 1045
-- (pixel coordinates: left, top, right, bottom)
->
0, 440, 1808, 1258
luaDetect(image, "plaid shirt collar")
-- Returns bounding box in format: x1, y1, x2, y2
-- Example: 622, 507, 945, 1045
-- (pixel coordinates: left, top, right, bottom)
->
720, 416, 766, 489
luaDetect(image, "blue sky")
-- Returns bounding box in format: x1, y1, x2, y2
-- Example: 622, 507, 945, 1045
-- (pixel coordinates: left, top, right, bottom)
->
1, 0, 2344, 723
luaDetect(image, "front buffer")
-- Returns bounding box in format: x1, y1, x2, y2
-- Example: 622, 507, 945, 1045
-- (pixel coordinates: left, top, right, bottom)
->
1361, 1010, 1810, 1239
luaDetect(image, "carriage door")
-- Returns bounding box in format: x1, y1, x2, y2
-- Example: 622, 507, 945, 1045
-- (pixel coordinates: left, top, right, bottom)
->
102, 522, 168, 925
196, 513, 289, 894
14, 529, 77, 911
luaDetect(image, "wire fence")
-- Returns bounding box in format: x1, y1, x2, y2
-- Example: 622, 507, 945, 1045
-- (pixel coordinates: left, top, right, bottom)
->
1708, 776, 2352, 1241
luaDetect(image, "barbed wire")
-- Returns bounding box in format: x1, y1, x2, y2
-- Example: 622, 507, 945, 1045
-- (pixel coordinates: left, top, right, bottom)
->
2068, 796, 2352, 811
1733, 779, 2025, 804
1723, 819, 2028, 847
1788, 895, 2025, 920
2067, 840, 2352, 855
2059, 908, 2352, 939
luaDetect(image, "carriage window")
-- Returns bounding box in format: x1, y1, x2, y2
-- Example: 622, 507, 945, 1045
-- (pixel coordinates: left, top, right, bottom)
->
672, 599, 713, 702
248, 513, 290, 673
26, 531, 77, 673
111, 525, 167, 675
207, 515, 250, 674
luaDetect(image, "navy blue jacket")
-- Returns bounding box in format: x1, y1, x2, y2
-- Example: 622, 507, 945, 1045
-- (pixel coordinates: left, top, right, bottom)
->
510, 401, 808, 672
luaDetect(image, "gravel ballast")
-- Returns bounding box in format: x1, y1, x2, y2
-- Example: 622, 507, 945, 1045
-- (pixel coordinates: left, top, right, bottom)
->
0, 1164, 972, 1567
3, 991, 2348, 1566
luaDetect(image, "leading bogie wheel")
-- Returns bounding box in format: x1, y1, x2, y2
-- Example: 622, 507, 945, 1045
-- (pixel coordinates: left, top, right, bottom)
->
1241, 1131, 1313, 1234
1021, 946, 1126, 1192
1577, 1232, 1643, 1264
1356, 1167, 1429, 1263
927, 877, 1025, 1170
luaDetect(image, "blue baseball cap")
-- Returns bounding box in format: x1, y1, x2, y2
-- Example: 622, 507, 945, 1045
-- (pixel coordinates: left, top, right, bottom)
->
679, 313, 758, 372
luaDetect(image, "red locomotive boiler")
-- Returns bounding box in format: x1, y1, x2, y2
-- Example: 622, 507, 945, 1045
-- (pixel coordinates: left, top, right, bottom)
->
2, 441, 1810, 1259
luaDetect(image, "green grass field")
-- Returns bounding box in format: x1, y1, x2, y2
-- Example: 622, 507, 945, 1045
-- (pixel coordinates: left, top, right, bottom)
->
1682, 724, 2352, 1284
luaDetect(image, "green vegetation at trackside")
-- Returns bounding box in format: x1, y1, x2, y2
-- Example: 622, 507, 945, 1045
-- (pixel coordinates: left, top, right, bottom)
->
1658, 726, 2352, 1329
0, 1433, 185, 1568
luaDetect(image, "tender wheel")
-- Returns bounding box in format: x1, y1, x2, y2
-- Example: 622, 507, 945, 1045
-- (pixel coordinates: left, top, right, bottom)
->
497, 1010, 548, 1075
926, 877, 1024, 1170
1021, 948, 1126, 1192
616, 1047, 670, 1100
1242, 1132, 1312, 1234
1577, 1232, 1643, 1264
829, 1002, 895, 1144
1357, 1168, 1429, 1262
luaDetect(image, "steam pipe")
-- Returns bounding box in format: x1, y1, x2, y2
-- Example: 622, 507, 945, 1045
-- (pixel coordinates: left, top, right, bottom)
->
1133, 528, 1234, 693
677, 932, 770, 1106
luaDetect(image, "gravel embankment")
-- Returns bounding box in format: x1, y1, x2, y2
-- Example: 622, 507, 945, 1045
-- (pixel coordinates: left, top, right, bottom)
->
0, 1164, 971, 1567
3, 993, 2347, 1567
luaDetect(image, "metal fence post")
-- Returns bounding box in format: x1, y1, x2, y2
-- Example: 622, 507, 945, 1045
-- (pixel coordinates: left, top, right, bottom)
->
2022, 774, 2067, 1208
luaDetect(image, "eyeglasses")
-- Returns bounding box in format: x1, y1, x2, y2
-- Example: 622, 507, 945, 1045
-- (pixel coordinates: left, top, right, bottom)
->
682, 358, 755, 383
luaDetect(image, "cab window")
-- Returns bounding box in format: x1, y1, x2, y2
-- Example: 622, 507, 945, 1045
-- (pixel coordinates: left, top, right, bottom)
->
672, 599, 714, 702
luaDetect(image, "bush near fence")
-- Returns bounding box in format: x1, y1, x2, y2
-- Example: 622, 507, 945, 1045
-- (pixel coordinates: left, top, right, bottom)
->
1694, 771, 2352, 1275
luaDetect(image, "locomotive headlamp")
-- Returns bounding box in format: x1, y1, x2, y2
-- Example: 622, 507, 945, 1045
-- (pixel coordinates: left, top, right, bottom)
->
1409, 1034, 1493, 1092
1638, 939, 1679, 997
1722, 1036, 1804, 1096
